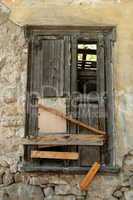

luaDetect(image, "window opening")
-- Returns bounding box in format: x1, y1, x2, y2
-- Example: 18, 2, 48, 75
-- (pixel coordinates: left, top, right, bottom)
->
77, 41, 97, 94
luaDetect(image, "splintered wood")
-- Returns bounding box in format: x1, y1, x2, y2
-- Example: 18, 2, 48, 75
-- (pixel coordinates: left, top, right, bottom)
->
31, 151, 79, 160
80, 162, 100, 191
38, 102, 106, 136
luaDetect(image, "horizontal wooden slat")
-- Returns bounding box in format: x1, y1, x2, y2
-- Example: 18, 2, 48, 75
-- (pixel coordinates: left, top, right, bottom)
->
38, 102, 106, 136
31, 151, 79, 160
24, 134, 106, 146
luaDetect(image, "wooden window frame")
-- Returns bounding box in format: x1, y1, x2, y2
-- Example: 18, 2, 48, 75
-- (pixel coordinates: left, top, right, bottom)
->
23, 26, 119, 174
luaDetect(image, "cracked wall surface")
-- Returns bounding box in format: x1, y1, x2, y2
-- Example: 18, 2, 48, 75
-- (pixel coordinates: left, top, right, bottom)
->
0, 0, 133, 199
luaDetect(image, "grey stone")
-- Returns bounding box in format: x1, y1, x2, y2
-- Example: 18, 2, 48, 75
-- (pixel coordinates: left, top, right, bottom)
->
29, 176, 49, 186
0, 176, 2, 185
129, 176, 133, 188
76, 196, 86, 200
0, 161, 9, 168
43, 186, 54, 197
48, 176, 68, 185
124, 190, 133, 200
55, 184, 85, 196
0, 3, 10, 24
14, 172, 23, 183
123, 155, 133, 172
44, 195, 76, 200
3, 169, 14, 186
0, 190, 5, 200
121, 187, 129, 193
0, 167, 5, 176
129, 150, 133, 156
0, 57, 6, 71
113, 190, 123, 198
0, 183, 44, 200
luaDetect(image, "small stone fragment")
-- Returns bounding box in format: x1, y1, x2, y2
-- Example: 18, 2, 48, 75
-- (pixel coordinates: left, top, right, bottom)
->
3, 169, 14, 186
124, 190, 133, 200
113, 190, 123, 198
129, 176, 133, 188
0, 161, 9, 168
0, 175, 3, 185
14, 172, 23, 183
43, 186, 54, 197
10, 163, 18, 173
0, 167, 5, 176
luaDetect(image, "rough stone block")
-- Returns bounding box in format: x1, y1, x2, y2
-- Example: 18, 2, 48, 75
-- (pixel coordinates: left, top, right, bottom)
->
14, 172, 23, 183
113, 190, 123, 198
43, 186, 54, 197
0, 183, 44, 200
0, 161, 9, 168
124, 190, 133, 200
0, 3, 10, 24
3, 169, 14, 186
29, 176, 49, 186
55, 184, 86, 196
44, 195, 76, 200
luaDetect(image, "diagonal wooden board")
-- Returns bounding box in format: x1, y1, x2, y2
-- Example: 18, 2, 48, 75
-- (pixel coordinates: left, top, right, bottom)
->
31, 151, 79, 160
38, 102, 106, 136
80, 162, 100, 191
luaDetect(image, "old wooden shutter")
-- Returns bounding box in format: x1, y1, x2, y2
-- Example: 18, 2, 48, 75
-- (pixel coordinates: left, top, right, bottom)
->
27, 35, 71, 136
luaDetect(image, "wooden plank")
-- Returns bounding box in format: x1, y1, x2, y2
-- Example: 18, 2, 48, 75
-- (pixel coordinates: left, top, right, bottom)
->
80, 162, 100, 191
24, 134, 106, 146
31, 151, 79, 160
38, 103, 106, 136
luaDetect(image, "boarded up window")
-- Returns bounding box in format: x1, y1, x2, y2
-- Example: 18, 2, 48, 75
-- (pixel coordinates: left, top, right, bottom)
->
24, 26, 115, 172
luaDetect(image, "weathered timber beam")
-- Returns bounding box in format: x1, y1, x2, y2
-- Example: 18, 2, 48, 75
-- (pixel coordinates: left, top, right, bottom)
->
24, 134, 106, 146
38, 103, 106, 135
22, 163, 120, 174
31, 151, 79, 160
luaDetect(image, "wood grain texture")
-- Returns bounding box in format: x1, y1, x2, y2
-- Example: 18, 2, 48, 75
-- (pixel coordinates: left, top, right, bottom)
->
80, 162, 100, 191
24, 134, 106, 146
31, 151, 79, 160
38, 103, 106, 135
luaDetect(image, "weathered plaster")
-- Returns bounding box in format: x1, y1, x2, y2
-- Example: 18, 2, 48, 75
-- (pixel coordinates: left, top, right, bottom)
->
0, 0, 133, 199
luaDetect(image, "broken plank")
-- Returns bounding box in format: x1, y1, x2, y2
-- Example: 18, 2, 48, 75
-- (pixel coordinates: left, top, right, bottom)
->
38, 102, 106, 135
80, 162, 100, 191
31, 151, 79, 160
24, 134, 106, 146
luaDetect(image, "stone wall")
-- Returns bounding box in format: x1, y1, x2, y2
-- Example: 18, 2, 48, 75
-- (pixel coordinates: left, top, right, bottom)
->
0, 0, 133, 200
